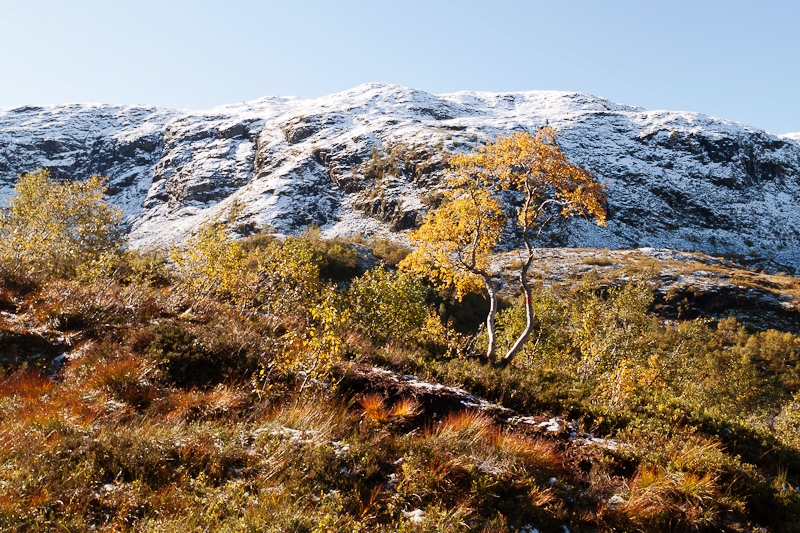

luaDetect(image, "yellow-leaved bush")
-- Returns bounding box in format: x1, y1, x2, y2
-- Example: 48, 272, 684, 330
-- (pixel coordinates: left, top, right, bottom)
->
400, 187, 505, 300
276, 287, 350, 392
171, 225, 249, 308
346, 265, 428, 345
171, 226, 323, 315
171, 226, 347, 392
0, 168, 124, 279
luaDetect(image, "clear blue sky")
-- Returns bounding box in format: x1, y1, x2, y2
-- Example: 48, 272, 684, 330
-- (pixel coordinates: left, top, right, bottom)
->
1, 0, 798, 133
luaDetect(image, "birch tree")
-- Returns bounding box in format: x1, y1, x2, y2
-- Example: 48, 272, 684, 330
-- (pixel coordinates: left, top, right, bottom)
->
400, 160, 506, 363
402, 128, 607, 366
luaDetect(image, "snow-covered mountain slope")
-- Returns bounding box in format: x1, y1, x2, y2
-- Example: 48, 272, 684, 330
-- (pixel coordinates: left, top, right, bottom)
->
1, 83, 799, 271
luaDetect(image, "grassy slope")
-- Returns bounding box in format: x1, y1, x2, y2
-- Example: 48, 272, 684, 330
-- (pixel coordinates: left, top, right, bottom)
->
2, 241, 800, 532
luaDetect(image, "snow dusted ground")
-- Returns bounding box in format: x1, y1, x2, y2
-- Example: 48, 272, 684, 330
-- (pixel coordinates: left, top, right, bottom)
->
1, 83, 799, 270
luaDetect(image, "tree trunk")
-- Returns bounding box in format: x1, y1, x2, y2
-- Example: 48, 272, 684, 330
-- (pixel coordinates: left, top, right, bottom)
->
497, 254, 535, 368
481, 274, 499, 364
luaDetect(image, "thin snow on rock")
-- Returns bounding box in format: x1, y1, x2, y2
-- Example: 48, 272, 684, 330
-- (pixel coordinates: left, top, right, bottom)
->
1, 83, 799, 270
401, 509, 425, 523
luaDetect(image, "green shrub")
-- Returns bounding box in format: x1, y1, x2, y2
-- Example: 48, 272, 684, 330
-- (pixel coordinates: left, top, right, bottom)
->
255, 237, 324, 315
119, 249, 172, 287
746, 328, 800, 394
494, 285, 571, 366
776, 391, 800, 449
143, 321, 259, 388
320, 241, 360, 279
297, 227, 360, 280
171, 225, 250, 308
367, 237, 411, 266
347, 266, 428, 345
172, 226, 325, 316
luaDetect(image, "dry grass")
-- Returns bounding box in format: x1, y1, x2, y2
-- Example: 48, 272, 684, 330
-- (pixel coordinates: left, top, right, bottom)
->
359, 393, 390, 422
493, 431, 562, 475
86, 355, 158, 405
29, 279, 169, 330
2, 241, 799, 531
390, 396, 422, 418
582, 250, 616, 267
434, 411, 495, 448
617, 467, 722, 528
266, 396, 346, 441
160, 385, 249, 423
0, 370, 53, 399
358, 394, 421, 422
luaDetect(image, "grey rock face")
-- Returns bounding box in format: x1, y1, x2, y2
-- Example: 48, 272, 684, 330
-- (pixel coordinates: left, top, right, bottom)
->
0, 84, 798, 271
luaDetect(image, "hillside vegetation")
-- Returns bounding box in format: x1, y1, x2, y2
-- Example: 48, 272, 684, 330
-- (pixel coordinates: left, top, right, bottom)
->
2, 171, 800, 532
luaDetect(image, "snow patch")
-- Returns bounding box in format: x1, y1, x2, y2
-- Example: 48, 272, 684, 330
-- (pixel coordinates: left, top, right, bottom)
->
402, 509, 425, 523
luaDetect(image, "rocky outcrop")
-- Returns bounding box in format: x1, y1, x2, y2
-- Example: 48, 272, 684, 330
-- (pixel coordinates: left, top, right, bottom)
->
1, 84, 798, 271
500, 247, 800, 333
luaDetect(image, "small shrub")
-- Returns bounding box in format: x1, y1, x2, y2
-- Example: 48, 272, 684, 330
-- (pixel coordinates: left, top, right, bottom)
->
775, 391, 800, 449
582, 250, 615, 267
298, 228, 360, 280
172, 226, 325, 317
362, 144, 402, 183
275, 288, 349, 390
368, 237, 411, 266
347, 266, 428, 345
143, 321, 259, 388
171, 225, 250, 309
120, 249, 172, 287
253, 237, 324, 315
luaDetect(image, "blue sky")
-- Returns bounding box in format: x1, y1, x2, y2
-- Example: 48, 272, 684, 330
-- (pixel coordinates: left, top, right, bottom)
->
1, 0, 798, 133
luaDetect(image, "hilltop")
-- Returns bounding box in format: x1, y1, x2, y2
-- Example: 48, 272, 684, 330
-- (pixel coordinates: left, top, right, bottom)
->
1, 83, 799, 271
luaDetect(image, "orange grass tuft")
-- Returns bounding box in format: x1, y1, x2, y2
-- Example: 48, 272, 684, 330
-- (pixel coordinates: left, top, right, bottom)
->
493, 432, 563, 474
434, 411, 495, 447
0, 371, 53, 399
359, 393, 390, 422
618, 467, 722, 527
527, 485, 558, 508
389, 397, 422, 418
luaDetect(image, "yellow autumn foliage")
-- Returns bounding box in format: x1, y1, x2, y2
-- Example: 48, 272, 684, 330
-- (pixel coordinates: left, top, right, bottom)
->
171, 226, 323, 315
401, 186, 504, 300
171, 225, 250, 308
452, 127, 607, 232
0, 168, 124, 278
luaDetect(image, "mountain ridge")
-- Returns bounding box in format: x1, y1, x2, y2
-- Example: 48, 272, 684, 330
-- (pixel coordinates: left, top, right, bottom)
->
1, 83, 799, 271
